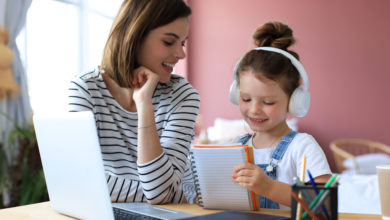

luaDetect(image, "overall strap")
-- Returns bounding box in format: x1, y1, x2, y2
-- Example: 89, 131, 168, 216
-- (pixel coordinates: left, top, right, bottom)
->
272, 131, 297, 160
239, 133, 253, 145
268, 131, 298, 171
258, 131, 298, 209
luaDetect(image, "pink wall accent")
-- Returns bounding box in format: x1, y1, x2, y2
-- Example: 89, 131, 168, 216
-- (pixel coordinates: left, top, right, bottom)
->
186, 0, 390, 171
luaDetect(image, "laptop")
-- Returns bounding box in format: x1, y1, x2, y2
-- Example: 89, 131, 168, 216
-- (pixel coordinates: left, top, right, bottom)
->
33, 111, 196, 220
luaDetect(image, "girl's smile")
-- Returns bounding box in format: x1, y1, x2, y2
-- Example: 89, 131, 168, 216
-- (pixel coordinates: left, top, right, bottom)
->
249, 117, 267, 125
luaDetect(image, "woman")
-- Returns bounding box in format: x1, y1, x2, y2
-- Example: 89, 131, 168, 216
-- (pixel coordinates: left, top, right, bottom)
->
68, 0, 199, 204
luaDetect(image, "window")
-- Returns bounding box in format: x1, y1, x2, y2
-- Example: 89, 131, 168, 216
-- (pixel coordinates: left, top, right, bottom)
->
17, 0, 122, 113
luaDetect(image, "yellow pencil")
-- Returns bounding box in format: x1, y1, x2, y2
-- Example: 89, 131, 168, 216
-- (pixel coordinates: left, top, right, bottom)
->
295, 155, 306, 220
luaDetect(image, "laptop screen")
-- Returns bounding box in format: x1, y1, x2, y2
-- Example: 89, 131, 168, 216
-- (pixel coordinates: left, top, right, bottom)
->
34, 111, 116, 220
33, 111, 196, 220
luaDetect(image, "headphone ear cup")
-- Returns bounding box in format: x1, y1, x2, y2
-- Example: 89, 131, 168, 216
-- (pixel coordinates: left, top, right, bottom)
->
230, 59, 241, 105
289, 88, 310, 117
229, 80, 239, 105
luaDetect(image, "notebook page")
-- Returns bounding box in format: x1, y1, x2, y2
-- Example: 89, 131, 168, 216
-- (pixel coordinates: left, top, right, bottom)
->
191, 147, 252, 210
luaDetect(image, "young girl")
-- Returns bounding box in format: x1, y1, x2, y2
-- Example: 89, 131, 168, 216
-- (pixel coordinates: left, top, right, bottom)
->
68, 0, 199, 204
230, 21, 331, 209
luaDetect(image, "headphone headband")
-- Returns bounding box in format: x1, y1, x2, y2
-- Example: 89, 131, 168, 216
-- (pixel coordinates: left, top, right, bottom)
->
253, 47, 309, 91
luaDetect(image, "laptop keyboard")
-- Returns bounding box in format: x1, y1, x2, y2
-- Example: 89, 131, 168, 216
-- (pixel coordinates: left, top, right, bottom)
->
113, 207, 162, 220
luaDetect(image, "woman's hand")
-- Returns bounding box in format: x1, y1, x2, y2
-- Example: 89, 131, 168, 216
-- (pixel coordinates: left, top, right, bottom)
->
232, 162, 273, 196
132, 66, 160, 106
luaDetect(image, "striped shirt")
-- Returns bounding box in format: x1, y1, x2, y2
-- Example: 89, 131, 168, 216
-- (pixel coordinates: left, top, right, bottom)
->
67, 69, 200, 204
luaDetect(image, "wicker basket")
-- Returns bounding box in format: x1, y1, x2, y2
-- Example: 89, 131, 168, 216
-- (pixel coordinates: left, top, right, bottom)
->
330, 139, 390, 173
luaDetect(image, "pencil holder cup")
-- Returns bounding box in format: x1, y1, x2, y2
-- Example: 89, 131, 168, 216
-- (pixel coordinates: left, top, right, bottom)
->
291, 183, 338, 220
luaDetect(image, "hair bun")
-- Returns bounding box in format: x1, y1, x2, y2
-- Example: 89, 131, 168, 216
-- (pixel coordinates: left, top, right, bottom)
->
253, 21, 295, 50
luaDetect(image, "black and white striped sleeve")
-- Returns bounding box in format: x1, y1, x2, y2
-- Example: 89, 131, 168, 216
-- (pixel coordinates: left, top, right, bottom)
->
67, 77, 94, 112
137, 85, 200, 204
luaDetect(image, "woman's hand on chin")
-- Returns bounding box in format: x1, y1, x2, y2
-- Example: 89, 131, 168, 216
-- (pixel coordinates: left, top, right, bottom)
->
132, 66, 160, 105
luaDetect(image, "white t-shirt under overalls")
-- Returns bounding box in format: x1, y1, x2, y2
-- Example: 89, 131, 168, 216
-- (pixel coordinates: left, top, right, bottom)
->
235, 132, 332, 209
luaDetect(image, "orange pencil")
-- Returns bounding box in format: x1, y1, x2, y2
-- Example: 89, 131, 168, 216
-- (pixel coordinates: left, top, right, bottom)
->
291, 191, 319, 220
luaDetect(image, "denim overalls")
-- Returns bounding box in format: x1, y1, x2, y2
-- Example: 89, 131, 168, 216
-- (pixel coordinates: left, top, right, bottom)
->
239, 131, 297, 209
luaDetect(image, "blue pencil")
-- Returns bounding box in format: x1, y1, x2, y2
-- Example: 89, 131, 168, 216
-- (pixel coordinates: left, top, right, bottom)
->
302, 173, 338, 219
307, 170, 330, 220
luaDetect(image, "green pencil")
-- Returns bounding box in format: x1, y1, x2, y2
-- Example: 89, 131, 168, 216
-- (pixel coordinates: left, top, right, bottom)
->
301, 174, 338, 219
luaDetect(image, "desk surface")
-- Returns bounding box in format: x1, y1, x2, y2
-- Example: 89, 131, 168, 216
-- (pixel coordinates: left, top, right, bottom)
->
0, 201, 382, 220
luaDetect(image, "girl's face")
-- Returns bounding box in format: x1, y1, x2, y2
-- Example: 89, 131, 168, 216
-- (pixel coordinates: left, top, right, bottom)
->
239, 71, 289, 134
137, 17, 189, 83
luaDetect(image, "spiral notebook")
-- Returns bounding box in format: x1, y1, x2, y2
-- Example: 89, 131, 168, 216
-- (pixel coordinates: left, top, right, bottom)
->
190, 144, 259, 211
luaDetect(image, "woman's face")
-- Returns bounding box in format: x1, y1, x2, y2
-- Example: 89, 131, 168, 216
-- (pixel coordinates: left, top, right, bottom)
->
137, 17, 189, 83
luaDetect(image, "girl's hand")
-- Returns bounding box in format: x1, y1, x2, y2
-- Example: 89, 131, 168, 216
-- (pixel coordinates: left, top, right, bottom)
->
132, 66, 160, 105
232, 162, 272, 196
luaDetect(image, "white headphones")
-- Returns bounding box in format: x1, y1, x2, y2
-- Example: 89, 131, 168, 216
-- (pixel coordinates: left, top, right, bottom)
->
229, 47, 310, 117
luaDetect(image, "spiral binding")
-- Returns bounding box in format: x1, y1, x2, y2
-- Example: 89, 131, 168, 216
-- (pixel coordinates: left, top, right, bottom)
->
189, 151, 203, 206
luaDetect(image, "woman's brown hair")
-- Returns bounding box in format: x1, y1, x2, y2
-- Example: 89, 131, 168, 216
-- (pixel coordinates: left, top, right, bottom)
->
237, 21, 300, 97
101, 0, 191, 88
